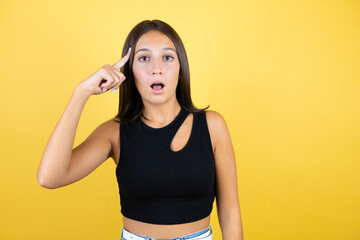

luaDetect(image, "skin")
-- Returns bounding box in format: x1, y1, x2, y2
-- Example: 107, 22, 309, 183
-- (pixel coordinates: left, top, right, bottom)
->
132, 30, 181, 120
37, 30, 243, 239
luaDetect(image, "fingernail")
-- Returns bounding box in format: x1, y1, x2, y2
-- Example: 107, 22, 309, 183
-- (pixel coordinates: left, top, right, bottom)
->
112, 89, 116, 93
128, 47, 131, 52
102, 88, 107, 92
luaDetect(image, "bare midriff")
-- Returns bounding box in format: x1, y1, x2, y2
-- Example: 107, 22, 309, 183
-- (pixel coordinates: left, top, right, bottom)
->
122, 215, 210, 239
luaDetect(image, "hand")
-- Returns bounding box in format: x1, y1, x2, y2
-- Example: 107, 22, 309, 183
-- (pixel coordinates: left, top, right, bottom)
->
78, 47, 131, 96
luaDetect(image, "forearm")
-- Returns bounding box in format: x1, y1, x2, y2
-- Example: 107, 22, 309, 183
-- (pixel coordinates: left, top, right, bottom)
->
219, 214, 243, 240
37, 85, 91, 187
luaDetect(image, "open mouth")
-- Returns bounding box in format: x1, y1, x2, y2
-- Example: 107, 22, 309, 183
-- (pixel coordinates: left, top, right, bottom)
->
151, 83, 165, 90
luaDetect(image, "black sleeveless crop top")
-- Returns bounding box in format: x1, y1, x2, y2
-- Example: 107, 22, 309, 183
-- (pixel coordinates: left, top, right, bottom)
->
115, 107, 216, 224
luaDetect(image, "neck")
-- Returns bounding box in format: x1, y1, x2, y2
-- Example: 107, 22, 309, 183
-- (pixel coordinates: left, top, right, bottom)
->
141, 102, 182, 127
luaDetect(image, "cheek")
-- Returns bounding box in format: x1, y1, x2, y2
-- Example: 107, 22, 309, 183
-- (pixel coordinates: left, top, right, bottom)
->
171, 65, 181, 80
166, 62, 180, 75
132, 65, 144, 83
132, 63, 140, 78
133, 77, 145, 91
170, 64, 179, 72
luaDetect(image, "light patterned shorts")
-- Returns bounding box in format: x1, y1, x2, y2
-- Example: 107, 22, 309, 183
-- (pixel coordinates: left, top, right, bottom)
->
120, 224, 213, 240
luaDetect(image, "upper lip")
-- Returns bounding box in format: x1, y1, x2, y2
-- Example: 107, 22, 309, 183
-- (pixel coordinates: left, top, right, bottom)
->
150, 81, 165, 87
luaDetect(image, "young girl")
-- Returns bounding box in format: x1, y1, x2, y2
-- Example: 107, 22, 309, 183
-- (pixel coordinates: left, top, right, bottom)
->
37, 19, 243, 240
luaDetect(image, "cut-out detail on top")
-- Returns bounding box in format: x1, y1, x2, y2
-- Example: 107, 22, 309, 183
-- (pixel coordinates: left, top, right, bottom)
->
169, 113, 194, 153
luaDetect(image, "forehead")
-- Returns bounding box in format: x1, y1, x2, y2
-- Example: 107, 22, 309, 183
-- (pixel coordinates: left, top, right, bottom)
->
135, 30, 175, 50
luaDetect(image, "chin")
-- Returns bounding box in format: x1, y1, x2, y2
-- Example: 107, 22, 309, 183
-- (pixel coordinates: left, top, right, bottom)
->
144, 95, 177, 106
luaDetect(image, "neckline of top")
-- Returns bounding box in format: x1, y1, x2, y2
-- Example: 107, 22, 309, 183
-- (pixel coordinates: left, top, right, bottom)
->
140, 107, 187, 130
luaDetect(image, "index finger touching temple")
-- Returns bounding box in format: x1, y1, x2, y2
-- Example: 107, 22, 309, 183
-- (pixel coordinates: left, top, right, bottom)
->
112, 47, 132, 70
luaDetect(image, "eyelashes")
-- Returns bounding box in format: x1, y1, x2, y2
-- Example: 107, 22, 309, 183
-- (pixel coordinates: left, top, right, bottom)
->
138, 55, 175, 62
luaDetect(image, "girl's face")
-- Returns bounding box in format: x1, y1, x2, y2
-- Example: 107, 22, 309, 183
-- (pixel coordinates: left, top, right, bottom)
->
132, 30, 180, 106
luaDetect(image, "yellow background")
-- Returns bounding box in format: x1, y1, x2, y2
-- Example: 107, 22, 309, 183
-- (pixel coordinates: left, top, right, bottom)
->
1, 0, 359, 239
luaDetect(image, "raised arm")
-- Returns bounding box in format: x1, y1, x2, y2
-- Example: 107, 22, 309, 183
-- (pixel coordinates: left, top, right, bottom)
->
36, 48, 131, 189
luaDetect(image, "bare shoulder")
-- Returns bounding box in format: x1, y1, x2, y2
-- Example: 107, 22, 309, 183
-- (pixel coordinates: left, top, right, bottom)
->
106, 117, 120, 142
204, 110, 228, 132
96, 117, 120, 138
204, 110, 230, 152
96, 117, 120, 163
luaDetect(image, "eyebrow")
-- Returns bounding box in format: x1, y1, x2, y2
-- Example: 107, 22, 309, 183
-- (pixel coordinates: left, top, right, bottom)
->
135, 47, 176, 55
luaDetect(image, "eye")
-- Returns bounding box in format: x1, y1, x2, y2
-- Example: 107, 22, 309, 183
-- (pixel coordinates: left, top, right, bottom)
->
138, 56, 149, 62
164, 55, 174, 61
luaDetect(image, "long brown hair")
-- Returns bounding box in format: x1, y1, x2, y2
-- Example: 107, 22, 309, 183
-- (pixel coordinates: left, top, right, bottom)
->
114, 19, 209, 124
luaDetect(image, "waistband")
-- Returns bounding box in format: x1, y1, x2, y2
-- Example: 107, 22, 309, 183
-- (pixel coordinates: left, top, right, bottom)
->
121, 224, 213, 240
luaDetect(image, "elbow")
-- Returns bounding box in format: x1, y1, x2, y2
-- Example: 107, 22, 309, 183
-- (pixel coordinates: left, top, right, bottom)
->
37, 176, 55, 189
36, 172, 58, 189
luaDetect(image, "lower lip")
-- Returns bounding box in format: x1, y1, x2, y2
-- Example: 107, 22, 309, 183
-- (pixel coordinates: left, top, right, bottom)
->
151, 86, 165, 94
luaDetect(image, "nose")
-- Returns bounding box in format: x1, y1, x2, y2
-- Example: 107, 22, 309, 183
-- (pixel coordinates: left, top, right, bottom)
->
152, 58, 162, 75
